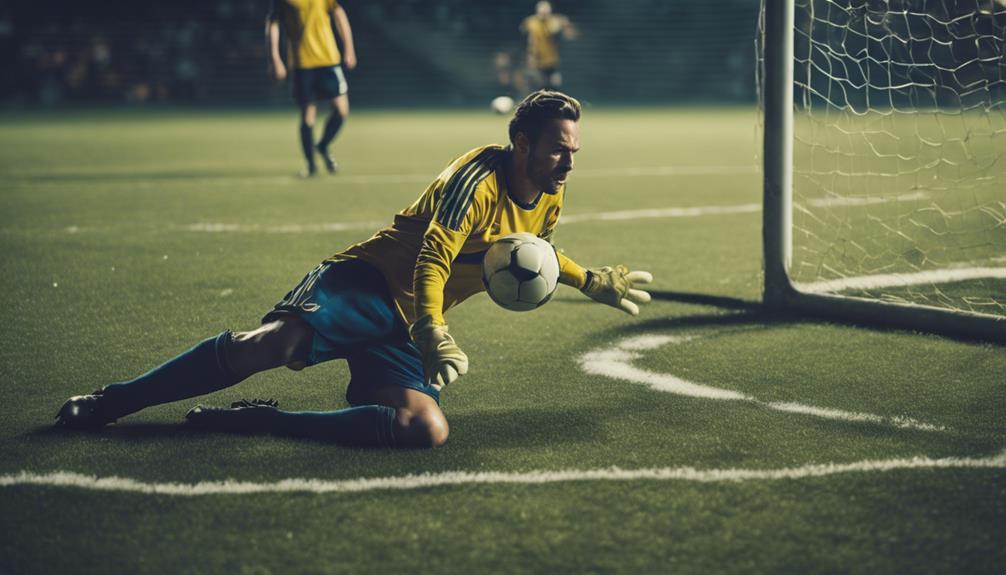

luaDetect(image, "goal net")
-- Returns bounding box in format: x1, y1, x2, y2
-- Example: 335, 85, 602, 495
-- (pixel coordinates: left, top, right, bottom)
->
760, 0, 1006, 339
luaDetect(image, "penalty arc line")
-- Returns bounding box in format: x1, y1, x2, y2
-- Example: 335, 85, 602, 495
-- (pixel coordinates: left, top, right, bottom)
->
579, 334, 949, 432
2, 452, 1005, 496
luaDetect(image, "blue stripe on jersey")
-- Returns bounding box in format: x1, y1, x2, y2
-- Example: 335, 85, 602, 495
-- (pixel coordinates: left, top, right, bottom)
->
438, 150, 495, 229
436, 148, 505, 231
439, 156, 487, 224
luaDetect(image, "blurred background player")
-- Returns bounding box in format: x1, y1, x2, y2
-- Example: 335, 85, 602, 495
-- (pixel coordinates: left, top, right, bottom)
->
520, 1, 577, 90
267, 0, 357, 177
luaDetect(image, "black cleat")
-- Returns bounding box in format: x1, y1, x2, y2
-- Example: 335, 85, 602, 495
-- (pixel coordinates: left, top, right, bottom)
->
316, 145, 339, 174
55, 389, 117, 429
298, 165, 318, 178
186, 398, 279, 433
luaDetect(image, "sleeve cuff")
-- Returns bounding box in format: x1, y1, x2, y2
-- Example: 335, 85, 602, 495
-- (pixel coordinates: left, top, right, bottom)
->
557, 251, 588, 289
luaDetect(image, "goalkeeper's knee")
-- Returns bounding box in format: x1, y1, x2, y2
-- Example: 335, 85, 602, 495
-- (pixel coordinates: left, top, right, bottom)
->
395, 407, 449, 448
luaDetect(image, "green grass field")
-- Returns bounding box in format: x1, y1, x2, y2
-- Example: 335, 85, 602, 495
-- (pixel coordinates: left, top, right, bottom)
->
1, 107, 1004, 574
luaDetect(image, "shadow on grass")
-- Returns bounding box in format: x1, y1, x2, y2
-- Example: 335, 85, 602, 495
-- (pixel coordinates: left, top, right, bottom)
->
616, 290, 1004, 346
648, 289, 762, 311
26, 422, 194, 441
448, 406, 606, 448
24, 406, 606, 450
594, 306, 794, 340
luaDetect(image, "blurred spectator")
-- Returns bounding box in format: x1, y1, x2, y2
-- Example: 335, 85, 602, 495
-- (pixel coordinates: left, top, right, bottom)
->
6, 0, 772, 107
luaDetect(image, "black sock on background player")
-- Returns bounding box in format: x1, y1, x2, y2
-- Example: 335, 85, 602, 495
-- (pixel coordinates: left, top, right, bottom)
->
299, 122, 316, 176
316, 110, 344, 173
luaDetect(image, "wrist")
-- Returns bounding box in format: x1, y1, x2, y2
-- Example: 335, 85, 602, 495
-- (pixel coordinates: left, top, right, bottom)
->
557, 252, 589, 289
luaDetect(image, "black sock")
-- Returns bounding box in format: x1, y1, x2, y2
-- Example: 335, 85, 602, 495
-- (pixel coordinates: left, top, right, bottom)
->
317, 111, 344, 152
268, 405, 398, 448
299, 123, 315, 170
102, 332, 246, 419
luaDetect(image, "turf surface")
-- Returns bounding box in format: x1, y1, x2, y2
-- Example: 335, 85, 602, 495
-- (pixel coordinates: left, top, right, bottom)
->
1, 108, 1003, 574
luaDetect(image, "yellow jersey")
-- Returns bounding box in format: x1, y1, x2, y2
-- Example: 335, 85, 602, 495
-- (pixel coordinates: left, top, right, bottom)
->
522, 15, 561, 70
331, 145, 587, 327
270, 0, 342, 69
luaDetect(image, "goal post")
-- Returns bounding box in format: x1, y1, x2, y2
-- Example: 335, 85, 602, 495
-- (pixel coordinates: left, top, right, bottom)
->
760, 0, 1006, 342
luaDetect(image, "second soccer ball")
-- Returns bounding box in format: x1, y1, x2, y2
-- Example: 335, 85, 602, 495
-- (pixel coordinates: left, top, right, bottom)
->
490, 96, 515, 115
482, 233, 560, 312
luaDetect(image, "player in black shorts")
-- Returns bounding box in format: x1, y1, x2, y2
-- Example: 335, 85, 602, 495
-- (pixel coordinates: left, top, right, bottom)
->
267, 0, 357, 176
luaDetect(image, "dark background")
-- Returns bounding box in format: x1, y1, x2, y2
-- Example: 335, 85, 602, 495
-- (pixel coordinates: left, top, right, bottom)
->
1, 0, 762, 108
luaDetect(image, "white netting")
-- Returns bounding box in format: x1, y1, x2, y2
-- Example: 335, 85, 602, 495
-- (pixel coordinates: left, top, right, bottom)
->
771, 0, 1006, 316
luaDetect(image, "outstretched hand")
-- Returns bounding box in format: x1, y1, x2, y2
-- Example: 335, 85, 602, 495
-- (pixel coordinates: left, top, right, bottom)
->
581, 265, 653, 315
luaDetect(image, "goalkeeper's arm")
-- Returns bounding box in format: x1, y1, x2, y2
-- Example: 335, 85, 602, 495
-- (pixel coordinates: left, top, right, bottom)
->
411, 221, 470, 390
556, 252, 653, 315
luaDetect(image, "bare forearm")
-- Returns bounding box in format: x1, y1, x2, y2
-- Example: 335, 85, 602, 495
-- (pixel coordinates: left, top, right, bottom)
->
333, 7, 356, 65
266, 20, 283, 64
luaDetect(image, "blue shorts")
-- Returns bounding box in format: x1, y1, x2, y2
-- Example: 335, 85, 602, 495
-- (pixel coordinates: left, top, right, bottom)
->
292, 65, 348, 104
263, 260, 438, 405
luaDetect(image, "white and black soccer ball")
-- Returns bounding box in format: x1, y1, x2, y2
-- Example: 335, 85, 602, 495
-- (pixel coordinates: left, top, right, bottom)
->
482, 233, 560, 312
490, 95, 515, 115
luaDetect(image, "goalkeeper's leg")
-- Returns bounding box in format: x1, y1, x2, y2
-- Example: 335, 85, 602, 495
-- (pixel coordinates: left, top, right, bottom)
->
55, 317, 315, 429
187, 334, 448, 448
187, 385, 446, 449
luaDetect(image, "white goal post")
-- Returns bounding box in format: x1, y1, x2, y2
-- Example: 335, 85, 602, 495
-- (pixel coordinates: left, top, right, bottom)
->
761, 0, 1006, 342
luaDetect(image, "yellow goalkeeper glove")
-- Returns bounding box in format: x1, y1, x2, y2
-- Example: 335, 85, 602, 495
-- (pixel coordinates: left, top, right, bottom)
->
410, 315, 469, 391
581, 265, 653, 315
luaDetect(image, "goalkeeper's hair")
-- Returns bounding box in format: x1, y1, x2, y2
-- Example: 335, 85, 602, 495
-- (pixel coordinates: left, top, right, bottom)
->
508, 90, 581, 145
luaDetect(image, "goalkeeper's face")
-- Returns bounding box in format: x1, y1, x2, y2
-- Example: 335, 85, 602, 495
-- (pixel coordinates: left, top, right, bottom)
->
527, 119, 580, 195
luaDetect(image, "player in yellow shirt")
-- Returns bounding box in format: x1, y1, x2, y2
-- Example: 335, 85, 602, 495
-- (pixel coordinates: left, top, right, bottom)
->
267, 0, 356, 176
521, 1, 578, 90
55, 91, 653, 449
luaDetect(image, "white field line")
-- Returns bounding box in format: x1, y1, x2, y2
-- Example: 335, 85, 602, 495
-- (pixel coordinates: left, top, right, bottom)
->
803, 191, 929, 208
564, 190, 932, 222
3, 451, 1004, 496
273, 165, 759, 185
57, 169, 945, 235
263, 164, 761, 185
558, 204, 761, 224
180, 187, 928, 231
180, 204, 763, 233
573, 165, 759, 177
42, 164, 754, 187
797, 267, 1006, 293
183, 221, 385, 234
578, 334, 946, 432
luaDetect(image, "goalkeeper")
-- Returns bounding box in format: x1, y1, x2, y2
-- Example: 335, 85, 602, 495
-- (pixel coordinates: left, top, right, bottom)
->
55, 90, 653, 448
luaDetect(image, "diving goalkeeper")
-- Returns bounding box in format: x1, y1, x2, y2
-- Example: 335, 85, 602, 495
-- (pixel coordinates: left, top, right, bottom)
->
55, 90, 653, 448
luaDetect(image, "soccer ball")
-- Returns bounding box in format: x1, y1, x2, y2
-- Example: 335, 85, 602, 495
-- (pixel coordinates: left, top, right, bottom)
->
482, 233, 560, 312
490, 95, 515, 115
